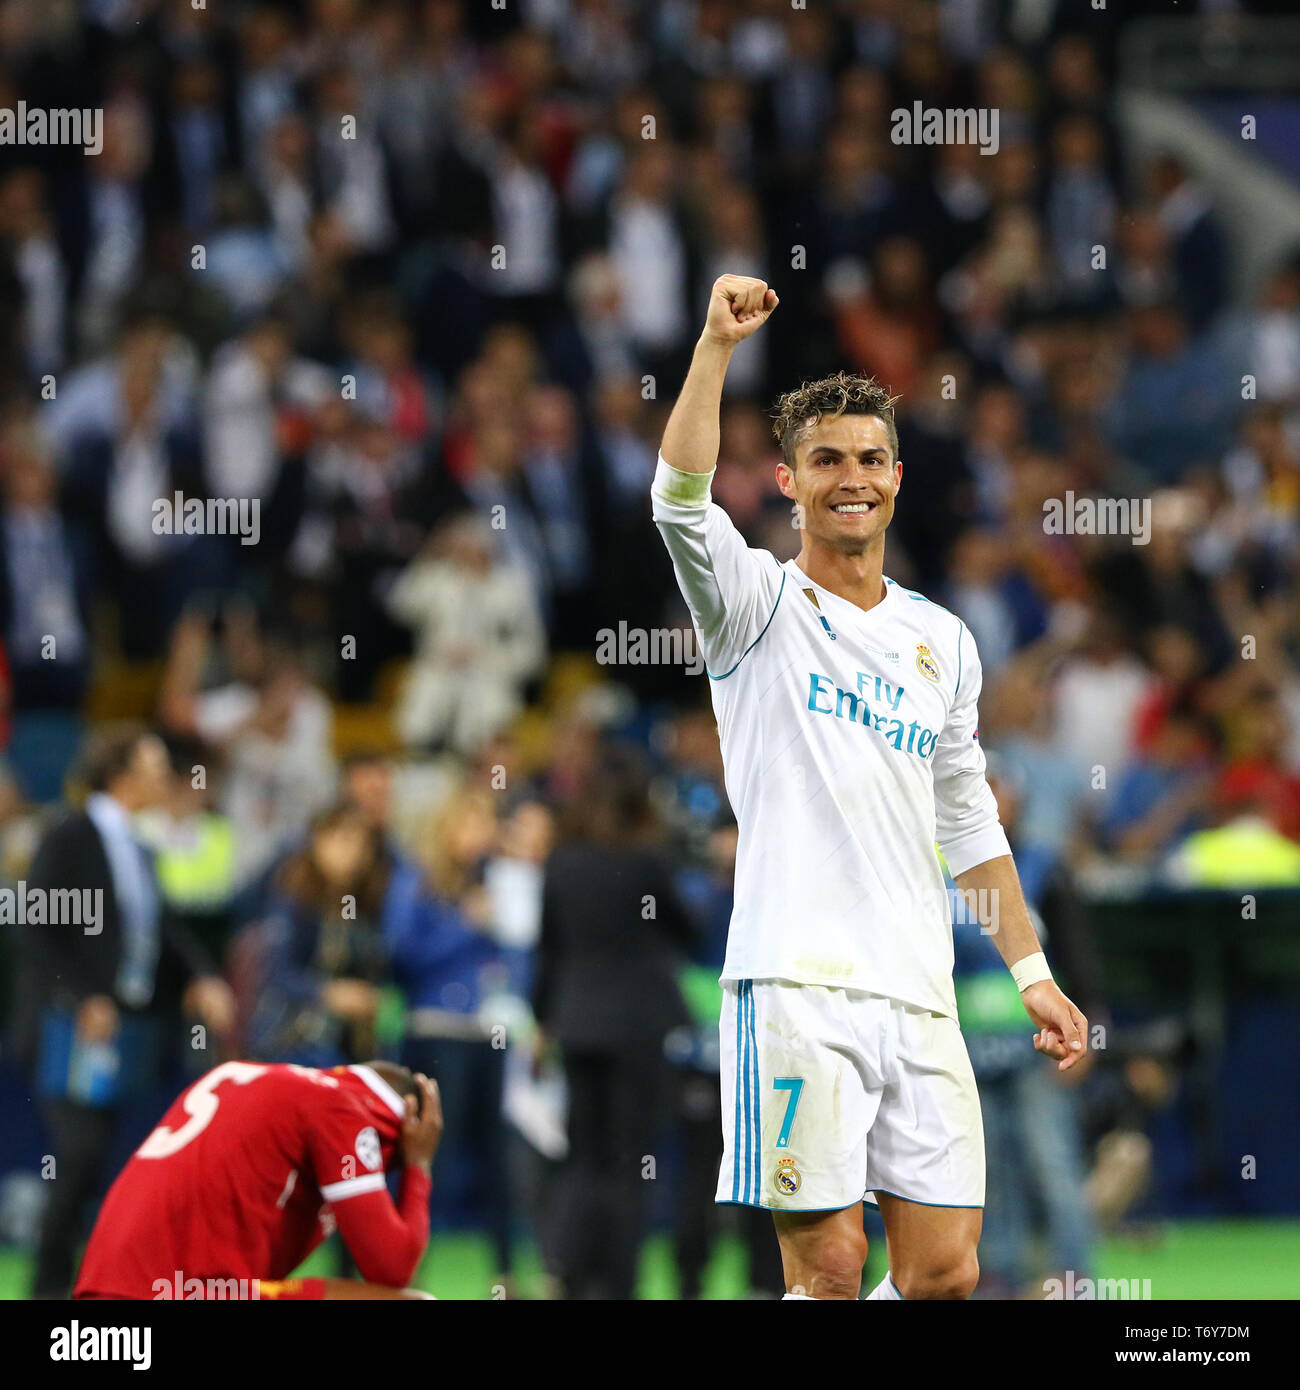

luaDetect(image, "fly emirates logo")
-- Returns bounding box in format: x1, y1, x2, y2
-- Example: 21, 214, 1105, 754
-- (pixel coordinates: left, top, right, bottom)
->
805, 671, 941, 760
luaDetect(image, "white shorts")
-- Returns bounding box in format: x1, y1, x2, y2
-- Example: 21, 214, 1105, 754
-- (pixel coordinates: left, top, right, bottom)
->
716, 979, 985, 1212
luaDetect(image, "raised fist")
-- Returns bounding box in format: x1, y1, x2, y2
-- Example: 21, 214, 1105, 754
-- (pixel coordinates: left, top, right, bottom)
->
703, 274, 779, 346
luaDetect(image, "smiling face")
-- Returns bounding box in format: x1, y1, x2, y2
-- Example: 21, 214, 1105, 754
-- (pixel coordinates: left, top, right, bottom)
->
777, 411, 902, 556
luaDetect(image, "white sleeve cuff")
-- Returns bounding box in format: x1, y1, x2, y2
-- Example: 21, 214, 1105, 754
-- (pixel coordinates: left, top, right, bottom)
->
319, 1172, 388, 1202
937, 824, 1013, 879
652, 453, 715, 508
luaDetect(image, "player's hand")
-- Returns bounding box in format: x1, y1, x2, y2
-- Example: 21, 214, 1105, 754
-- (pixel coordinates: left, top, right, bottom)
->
401, 1073, 443, 1175
183, 976, 236, 1038
702, 274, 778, 347
323, 978, 380, 1023
1022, 980, 1088, 1072
75, 994, 119, 1044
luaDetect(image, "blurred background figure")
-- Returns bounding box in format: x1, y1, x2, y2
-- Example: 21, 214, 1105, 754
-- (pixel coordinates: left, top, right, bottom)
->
243, 801, 389, 1068
0, 413, 93, 802
17, 724, 233, 1297
389, 780, 514, 1286
533, 747, 693, 1299
671, 811, 785, 1300
0, 0, 1295, 1301
952, 764, 1097, 1299
386, 515, 545, 755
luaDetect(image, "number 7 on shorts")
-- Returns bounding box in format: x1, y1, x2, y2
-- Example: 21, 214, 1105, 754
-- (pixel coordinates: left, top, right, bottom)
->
773, 1077, 803, 1149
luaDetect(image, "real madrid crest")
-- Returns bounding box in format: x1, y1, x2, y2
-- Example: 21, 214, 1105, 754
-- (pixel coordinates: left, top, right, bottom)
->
774, 1156, 802, 1196
915, 642, 941, 682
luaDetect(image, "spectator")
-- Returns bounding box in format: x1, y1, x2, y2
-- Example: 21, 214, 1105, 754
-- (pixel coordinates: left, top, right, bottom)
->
534, 747, 693, 1299
22, 724, 234, 1297
1107, 302, 1236, 485
245, 801, 390, 1066
1052, 612, 1155, 800
1212, 689, 1300, 843
388, 780, 513, 1284
951, 768, 1096, 1299
160, 607, 337, 891
1099, 707, 1217, 863
0, 416, 93, 801
1147, 153, 1229, 334
386, 514, 545, 754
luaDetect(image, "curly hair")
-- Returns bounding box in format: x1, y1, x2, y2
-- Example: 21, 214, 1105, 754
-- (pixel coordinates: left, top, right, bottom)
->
770, 372, 900, 468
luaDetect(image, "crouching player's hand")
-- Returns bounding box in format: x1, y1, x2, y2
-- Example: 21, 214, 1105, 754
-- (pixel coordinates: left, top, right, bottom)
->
1021, 981, 1089, 1072
402, 1073, 443, 1176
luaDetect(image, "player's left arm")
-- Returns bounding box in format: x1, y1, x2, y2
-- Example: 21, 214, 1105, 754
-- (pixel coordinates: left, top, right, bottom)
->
933, 623, 1088, 1071
310, 1076, 441, 1288
952, 854, 1088, 1071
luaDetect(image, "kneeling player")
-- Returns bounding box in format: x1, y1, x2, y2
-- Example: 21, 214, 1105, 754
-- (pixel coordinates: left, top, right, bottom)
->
73, 1060, 441, 1301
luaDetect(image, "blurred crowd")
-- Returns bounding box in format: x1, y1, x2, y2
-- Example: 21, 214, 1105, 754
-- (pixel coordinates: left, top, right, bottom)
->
0, 0, 1297, 1297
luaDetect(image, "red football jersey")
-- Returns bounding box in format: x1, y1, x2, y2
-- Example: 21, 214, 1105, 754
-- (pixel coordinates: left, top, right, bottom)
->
74, 1062, 431, 1299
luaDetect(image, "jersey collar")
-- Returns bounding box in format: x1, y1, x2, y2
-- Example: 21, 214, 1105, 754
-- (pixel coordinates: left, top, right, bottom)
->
786, 559, 898, 620
347, 1064, 407, 1120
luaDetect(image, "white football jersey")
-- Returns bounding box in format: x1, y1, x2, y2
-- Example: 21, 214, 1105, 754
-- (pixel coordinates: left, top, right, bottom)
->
653, 455, 1010, 1018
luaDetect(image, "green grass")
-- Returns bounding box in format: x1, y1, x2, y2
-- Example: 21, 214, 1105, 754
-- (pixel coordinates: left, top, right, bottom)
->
3, 1219, 1297, 1299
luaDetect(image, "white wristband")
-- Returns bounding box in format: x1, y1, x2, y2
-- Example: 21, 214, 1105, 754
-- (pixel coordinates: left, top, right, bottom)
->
1010, 952, 1053, 992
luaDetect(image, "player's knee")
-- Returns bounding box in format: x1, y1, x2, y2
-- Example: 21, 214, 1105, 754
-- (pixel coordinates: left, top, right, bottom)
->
951, 1250, 980, 1299
799, 1229, 868, 1300
896, 1250, 979, 1301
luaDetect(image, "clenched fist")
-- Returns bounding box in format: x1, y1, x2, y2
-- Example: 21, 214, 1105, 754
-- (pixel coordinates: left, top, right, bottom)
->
703, 274, 779, 347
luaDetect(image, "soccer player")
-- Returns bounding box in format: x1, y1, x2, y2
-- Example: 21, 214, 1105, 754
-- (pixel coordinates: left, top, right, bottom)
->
73, 1060, 442, 1301
652, 275, 1089, 1301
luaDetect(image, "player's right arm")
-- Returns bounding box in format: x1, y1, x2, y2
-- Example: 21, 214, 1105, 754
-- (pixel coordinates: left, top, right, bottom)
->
654, 275, 783, 676
660, 274, 778, 475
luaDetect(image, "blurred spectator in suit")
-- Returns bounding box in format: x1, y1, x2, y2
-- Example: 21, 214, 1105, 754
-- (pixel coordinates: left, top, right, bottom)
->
0, 414, 94, 801
671, 813, 785, 1300
21, 724, 234, 1297
0, 167, 67, 380
1045, 113, 1117, 307
202, 309, 332, 578
534, 746, 694, 1299
1147, 153, 1228, 334
61, 320, 209, 660
607, 143, 694, 381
